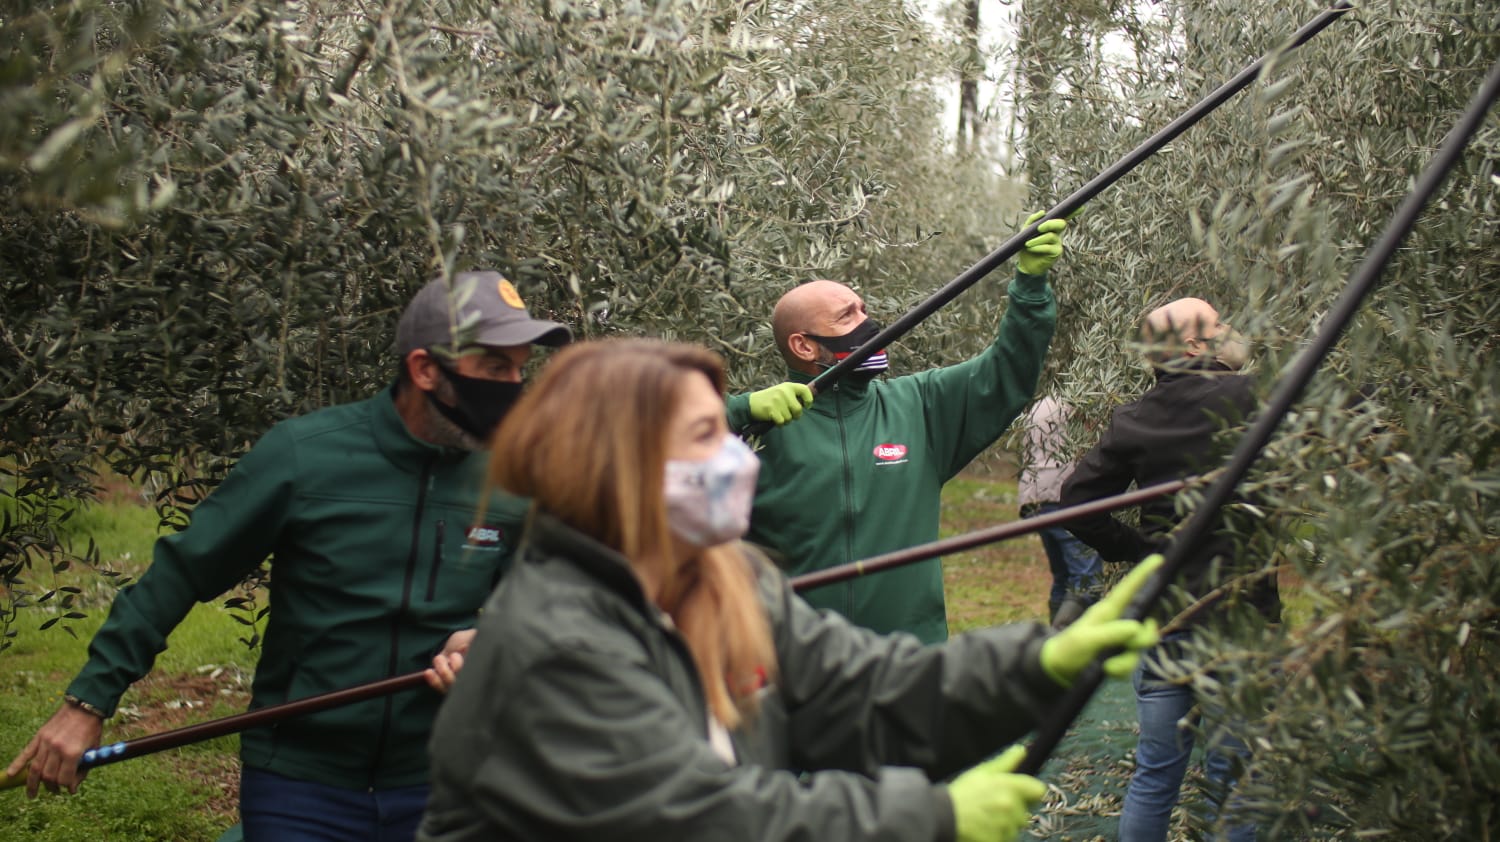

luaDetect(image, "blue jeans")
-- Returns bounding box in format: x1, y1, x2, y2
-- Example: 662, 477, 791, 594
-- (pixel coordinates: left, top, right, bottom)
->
1118, 657, 1255, 842
240, 767, 429, 842
1028, 501, 1104, 606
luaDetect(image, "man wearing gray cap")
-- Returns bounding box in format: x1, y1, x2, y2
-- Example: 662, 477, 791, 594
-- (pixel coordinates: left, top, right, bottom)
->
6, 271, 571, 841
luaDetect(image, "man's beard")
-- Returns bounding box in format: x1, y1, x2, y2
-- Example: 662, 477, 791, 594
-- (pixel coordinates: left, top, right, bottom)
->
423, 378, 486, 451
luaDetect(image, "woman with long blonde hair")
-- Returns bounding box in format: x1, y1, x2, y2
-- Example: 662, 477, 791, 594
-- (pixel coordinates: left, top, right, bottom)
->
418, 338, 1159, 842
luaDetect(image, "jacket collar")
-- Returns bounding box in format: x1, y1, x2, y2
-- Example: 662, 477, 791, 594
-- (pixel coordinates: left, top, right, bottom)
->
522, 512, 652, 614
786, 366, 873, 406
373, 382, 471, 472
1153, 359, 1238, 384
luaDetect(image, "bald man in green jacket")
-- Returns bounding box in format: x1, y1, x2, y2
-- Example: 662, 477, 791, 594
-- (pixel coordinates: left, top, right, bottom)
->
725, 215, 1065, 644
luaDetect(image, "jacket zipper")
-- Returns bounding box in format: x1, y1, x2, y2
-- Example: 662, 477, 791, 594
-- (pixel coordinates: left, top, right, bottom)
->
834, 383, 855, 619
425, 519, 446, 601
370, 456, 433, 786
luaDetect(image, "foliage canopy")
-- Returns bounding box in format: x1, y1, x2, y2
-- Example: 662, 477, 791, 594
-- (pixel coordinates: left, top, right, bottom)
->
2, 0, 1497, 837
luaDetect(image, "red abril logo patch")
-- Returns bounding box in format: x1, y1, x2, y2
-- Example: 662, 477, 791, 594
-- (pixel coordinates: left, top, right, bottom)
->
872, 443, 908, 461
465, 525, 503, 550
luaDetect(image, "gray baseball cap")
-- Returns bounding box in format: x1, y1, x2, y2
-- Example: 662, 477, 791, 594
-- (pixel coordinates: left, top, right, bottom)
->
396, 271, 571, 356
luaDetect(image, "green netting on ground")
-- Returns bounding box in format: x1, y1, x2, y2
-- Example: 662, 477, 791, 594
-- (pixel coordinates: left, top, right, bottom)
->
1023, 679, 1252, 842
1024, 677, 1140, 841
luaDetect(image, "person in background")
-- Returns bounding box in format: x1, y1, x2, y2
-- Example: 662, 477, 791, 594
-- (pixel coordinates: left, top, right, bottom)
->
1018, 394, 1105, 628
1060, 297, 1279, 842
727, 211, 1068, 643
418, 337, 1162, 842
5, 271, 570, 842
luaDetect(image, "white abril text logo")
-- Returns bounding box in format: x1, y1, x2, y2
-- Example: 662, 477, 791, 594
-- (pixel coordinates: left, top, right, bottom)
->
872, 443, 908, 466
464, 525, 504, 551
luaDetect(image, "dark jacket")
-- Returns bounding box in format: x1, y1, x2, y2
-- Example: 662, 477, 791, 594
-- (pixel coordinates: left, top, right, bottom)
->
724, 271, 1056, 643
418, 513, 1067, 842
1060, 365, 1281, 625
68, 385, 526, 789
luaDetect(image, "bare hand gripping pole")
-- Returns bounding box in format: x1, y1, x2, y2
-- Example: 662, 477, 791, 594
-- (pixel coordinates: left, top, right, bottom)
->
0, 671, 429, 791
1015, 54, 1500, 777
0, 479, 1191, 791
740, 1, 1355, 438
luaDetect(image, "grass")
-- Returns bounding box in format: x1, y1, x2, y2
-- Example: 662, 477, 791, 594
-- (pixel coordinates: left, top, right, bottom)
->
0, 463, 1072, 841
2, 489, 253, 842
939, 471, 1053, 633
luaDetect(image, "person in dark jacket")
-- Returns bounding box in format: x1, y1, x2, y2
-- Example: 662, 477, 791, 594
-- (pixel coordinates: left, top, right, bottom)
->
420, 337, 1162, 842
5, 271, 570, 842
725, 212, 1067, 644
1059, 296, 1280, 842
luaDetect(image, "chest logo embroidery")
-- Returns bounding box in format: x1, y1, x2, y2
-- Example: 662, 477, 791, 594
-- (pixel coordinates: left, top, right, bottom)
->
464, 525, 504, 552
872, 443, 909, 466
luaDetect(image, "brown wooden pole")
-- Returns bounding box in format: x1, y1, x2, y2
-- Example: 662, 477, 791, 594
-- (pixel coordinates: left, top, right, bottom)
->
3, 475, 1192, 789
788, 479, 1188, 592
1, 671, 429, 789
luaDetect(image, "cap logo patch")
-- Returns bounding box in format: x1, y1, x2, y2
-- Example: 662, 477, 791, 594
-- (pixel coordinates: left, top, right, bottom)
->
497, 278, 526, 310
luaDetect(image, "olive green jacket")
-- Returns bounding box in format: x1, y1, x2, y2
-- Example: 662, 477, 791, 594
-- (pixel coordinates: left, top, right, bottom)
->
69, 385, 525, 789
419, 514, 1066, 841
725, 270, 1056, 643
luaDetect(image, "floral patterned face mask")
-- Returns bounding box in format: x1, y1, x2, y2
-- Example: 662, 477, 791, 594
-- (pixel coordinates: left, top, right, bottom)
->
663, 434, 761, 548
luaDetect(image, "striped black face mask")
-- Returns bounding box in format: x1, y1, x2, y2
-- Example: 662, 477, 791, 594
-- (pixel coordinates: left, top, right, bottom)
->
806, 318, 889, 375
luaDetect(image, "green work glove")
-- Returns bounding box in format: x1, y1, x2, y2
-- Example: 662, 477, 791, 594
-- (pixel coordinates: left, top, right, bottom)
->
1040, 554, 1164, 687
747, 382, 814, 426
1015, 209, 1069, 276
949, 745, 1047, 842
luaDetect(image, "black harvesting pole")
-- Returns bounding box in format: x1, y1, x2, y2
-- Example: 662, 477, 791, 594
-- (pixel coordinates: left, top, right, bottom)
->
1016, 53, 1500, 776
742, 1, 1355, 438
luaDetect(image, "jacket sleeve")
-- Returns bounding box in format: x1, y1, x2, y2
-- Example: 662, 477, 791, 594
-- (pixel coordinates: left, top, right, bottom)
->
447, 646, 957, 842
1058, 411, 1158, 564
766, 567, 1066, 782
725, 392, 754, 434
908, 271, 1057, 480
66, 426, 297, 715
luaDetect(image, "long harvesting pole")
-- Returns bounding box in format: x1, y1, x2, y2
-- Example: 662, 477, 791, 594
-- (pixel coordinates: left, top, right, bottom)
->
787, 479, 1187, 592
1015, 54, 1500, 776
0, 672, 428, 792
0, 477, 1195, 790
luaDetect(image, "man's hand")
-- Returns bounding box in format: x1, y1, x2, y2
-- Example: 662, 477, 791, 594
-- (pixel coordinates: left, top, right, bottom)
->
747, 383, 814, 426
949, 745, 1047, 842
5, 703, 104, 798
1040, 554, 1163, 686
425, 628, 478, 694
1016, 209, 1069, 277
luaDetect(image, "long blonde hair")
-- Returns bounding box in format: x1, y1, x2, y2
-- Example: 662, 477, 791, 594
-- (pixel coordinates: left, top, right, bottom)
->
491, 338, 776, 728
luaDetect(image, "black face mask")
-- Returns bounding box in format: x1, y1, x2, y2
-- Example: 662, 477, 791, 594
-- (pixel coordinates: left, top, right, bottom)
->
426, 367, 524, 441
805, 318, 889, 374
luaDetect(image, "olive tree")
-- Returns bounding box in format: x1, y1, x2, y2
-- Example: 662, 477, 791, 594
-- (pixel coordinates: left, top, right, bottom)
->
1, 0, 1024, 643
1011, 0, 1498, 836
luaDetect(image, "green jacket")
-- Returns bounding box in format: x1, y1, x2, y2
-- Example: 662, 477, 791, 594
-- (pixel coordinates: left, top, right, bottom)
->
725, 271, 1056, 643
418, 514, 1066, 842
68, 385, 525, 789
